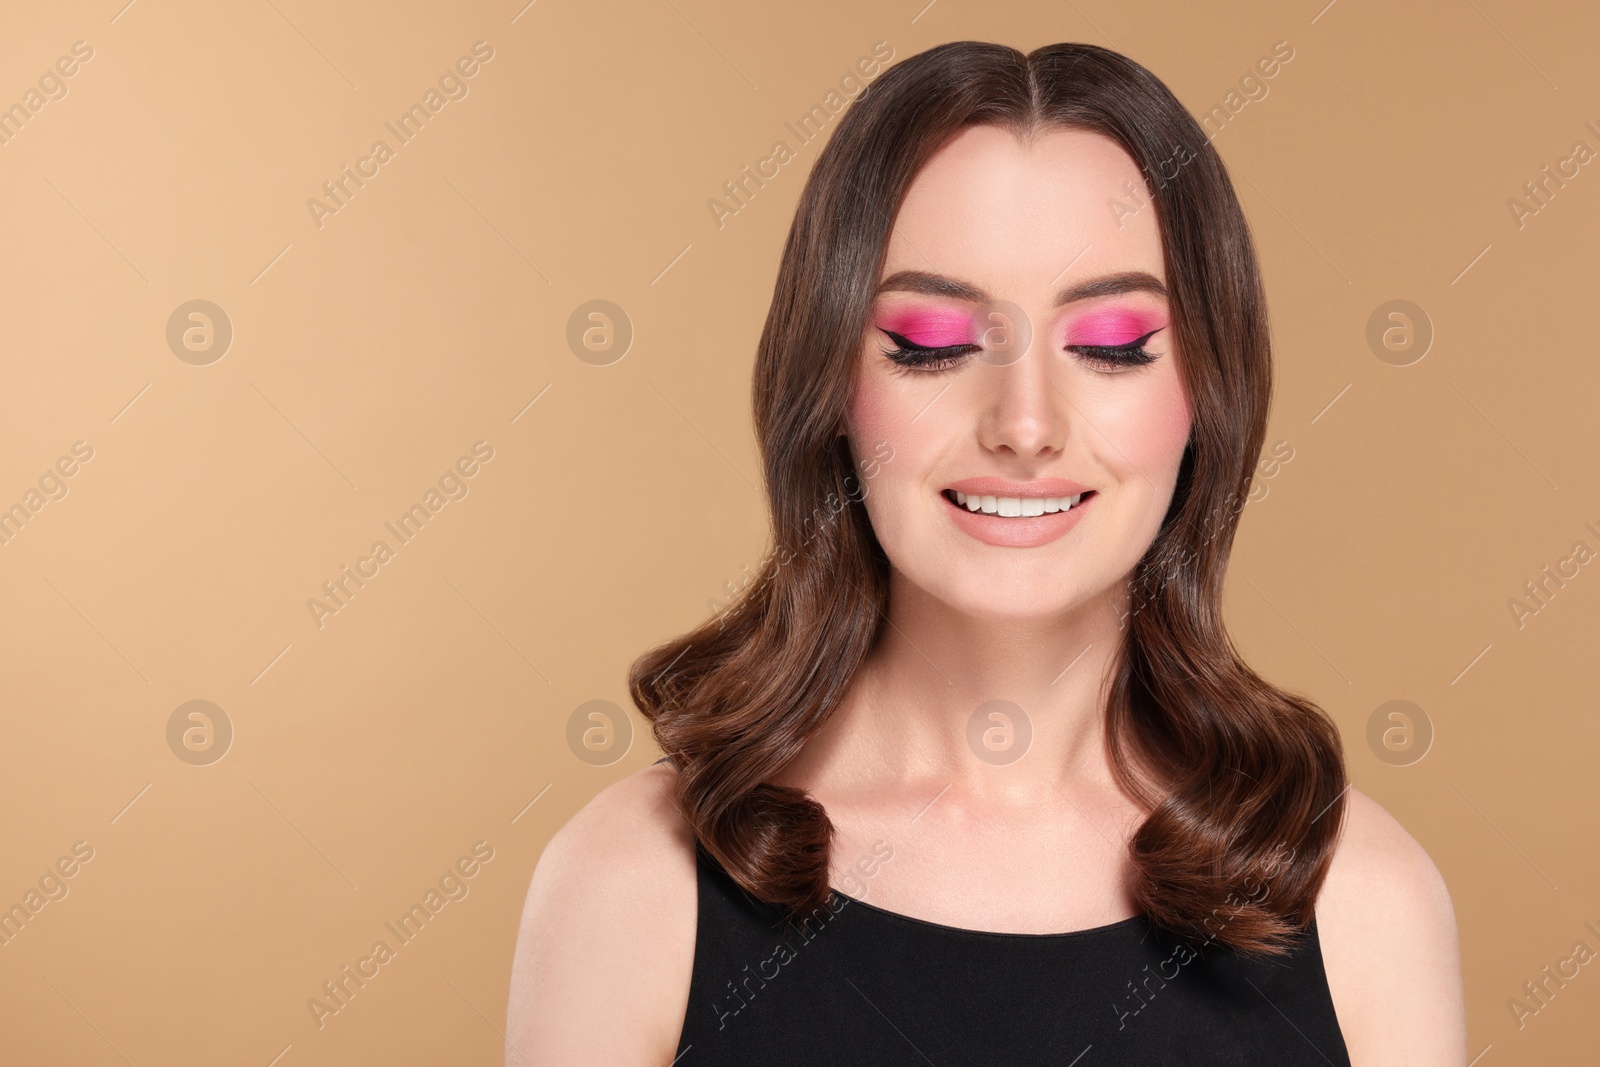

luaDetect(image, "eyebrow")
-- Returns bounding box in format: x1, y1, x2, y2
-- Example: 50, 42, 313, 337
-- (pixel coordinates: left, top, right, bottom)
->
875, 268, 1168, 307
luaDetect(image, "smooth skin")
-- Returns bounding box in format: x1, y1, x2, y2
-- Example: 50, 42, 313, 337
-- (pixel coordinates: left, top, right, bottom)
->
505, 126, 1467, 1065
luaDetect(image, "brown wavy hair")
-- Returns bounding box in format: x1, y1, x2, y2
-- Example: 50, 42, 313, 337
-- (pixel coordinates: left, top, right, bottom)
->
629, 40, 1348, 958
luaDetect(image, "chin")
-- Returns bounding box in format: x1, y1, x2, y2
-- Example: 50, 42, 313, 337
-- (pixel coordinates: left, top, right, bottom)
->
919, 572, 1103, 623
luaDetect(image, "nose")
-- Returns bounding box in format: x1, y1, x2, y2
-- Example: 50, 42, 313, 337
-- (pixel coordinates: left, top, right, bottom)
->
975, 334, 1068, 460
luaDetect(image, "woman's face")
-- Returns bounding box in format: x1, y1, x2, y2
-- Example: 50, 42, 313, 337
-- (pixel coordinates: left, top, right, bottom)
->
844, 124, 1193, 621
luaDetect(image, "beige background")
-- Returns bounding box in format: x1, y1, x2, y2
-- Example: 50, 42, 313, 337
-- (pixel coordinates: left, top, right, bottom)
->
0, 0, 1595, 1063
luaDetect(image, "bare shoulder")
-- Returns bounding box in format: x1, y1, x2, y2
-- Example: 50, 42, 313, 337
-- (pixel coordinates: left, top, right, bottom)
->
505, 761, 698, 1066
1314, 786, 1466, 1066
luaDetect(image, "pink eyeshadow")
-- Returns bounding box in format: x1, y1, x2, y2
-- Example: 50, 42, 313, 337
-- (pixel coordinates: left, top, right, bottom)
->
1067, 309, 1165, 347
879, 307, 975, 348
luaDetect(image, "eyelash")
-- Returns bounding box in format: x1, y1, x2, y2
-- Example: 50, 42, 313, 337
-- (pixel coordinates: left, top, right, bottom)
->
878, 328, 1164, 374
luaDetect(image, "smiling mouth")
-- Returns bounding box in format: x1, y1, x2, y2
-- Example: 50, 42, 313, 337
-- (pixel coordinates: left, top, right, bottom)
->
941, 488, 1094, 516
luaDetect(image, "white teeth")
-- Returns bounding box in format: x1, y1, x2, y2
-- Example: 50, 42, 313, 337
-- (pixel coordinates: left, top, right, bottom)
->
953, 490, 1084, 515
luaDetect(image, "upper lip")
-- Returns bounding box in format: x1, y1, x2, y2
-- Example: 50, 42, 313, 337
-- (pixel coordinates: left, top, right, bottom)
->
943, 477, 1093, 498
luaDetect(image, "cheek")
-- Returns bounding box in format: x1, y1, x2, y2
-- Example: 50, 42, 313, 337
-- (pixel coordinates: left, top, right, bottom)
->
846, 367, 891, 446
847, 364, 949, 515
1092, 370, 1192, 476
846, 363, 931, 463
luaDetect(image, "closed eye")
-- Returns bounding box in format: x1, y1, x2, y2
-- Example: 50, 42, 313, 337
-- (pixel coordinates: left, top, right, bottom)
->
878, 326, 1165, 373
878, 328, 979, 373
1066, 328, 1163, 369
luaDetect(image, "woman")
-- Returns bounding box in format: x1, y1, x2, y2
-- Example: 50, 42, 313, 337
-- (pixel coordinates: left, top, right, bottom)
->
507, 40, 1465, 1065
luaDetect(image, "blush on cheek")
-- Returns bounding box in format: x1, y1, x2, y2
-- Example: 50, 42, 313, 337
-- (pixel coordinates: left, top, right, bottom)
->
847, 359, 942, 481
847, 371, 894, 452
879, 307, 975, 348
1083, 361, 1192, 482
1134, 375, 1193, 464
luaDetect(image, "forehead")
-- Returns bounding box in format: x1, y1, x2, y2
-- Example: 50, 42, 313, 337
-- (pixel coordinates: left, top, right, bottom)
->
882, 124, 1165, 298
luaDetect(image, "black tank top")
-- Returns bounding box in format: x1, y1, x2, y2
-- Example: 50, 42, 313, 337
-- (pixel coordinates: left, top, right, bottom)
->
666, 772, 1352, 1064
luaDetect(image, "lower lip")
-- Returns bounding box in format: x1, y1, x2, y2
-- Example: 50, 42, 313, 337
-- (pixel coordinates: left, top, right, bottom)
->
941, 490, 1093, 548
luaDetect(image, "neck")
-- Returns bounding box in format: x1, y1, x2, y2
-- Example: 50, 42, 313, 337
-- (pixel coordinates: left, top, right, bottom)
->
797, 566, 1136, 805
